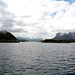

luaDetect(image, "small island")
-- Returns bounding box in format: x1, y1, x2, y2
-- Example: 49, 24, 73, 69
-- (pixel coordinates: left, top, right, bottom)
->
0, 31, 19, 43
42, 32, 75, 43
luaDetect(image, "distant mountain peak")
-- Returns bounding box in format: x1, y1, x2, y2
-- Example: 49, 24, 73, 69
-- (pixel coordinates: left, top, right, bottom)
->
53, 32, 75, 40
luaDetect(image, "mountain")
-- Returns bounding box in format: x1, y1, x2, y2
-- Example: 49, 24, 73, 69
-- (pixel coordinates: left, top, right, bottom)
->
53, 32, 75, 40
17, 37, 43, 42
42, 32, 75, 43
0, 30, 19, 42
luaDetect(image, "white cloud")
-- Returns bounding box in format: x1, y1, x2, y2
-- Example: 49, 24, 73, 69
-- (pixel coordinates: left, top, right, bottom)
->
1, 0, 75, 39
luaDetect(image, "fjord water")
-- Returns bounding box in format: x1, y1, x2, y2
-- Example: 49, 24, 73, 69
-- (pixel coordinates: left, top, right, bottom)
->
0, 42, 75, 75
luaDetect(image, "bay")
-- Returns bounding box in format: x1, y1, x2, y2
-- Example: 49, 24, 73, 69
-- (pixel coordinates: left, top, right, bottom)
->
0, 42, 75, 75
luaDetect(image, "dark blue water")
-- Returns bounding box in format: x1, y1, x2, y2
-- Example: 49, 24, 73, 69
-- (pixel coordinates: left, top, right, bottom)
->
0, 42, 75, 75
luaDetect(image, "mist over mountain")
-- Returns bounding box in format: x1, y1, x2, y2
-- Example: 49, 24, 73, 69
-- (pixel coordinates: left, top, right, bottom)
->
17, 37, 43, 42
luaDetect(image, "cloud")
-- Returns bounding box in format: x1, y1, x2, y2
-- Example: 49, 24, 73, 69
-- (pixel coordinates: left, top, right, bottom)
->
0, 0, 7, 8
52, 29, 75, 32
0, 0, 15, 30
0, 0, 75, 39
56, 0, 75, 4
0, 0, 26, 34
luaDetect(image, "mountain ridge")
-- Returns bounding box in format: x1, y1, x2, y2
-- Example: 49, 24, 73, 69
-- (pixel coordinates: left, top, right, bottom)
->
17, 37, 43, 42
0, 30, 19, 43
53, 32, 75, 40
42, 32, 75, 43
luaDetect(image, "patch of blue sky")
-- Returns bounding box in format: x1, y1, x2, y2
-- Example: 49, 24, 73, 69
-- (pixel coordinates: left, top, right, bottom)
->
56, 0, 75, 4
50, 12, 57, 18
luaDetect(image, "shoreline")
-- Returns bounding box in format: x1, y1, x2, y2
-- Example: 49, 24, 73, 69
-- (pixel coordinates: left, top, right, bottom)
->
42, 39, 75, 43
0, 40, 20, 43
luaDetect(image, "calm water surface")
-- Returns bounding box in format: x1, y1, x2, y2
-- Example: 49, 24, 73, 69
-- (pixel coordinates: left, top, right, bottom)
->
0, 42, 75, 75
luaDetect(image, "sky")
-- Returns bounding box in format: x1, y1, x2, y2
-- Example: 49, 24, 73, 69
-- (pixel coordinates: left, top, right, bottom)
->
0, 0, 75, 39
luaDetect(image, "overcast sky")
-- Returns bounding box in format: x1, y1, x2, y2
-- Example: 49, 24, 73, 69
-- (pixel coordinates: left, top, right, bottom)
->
0, 0, 75, 39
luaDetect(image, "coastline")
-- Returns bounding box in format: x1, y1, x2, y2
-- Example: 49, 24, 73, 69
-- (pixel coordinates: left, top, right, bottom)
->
42, 39, 75, 43
0, 40, 20, 43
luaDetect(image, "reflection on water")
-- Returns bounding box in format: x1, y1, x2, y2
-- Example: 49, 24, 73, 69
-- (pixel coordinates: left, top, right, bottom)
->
0, 42, 75, 75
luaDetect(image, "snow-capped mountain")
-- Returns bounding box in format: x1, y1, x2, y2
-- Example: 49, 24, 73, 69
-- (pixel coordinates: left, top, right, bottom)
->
53, 32, 75, 40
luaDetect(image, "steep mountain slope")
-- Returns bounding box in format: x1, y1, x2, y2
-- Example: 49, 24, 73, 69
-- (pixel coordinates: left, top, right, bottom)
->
0, 31, 19, 42
53, 32, 75, 40
42, 32, 75, 43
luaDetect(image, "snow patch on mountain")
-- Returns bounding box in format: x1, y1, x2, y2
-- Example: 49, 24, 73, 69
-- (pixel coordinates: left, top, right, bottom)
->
53, 32, 75, 40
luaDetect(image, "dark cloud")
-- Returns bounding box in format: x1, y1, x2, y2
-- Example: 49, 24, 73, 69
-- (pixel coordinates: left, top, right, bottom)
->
0, 0, 7, 8
1, 19, 15, 28
8, 28, 24, 33
16, 20, 27, 26
0, 0, 18, 33
0, 27, 26, 33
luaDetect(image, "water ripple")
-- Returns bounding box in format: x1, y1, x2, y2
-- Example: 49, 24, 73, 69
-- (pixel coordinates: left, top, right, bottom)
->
0, 42, 75, 75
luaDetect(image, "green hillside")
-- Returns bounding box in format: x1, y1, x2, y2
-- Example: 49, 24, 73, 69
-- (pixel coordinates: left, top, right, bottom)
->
0, 31, 19, 42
